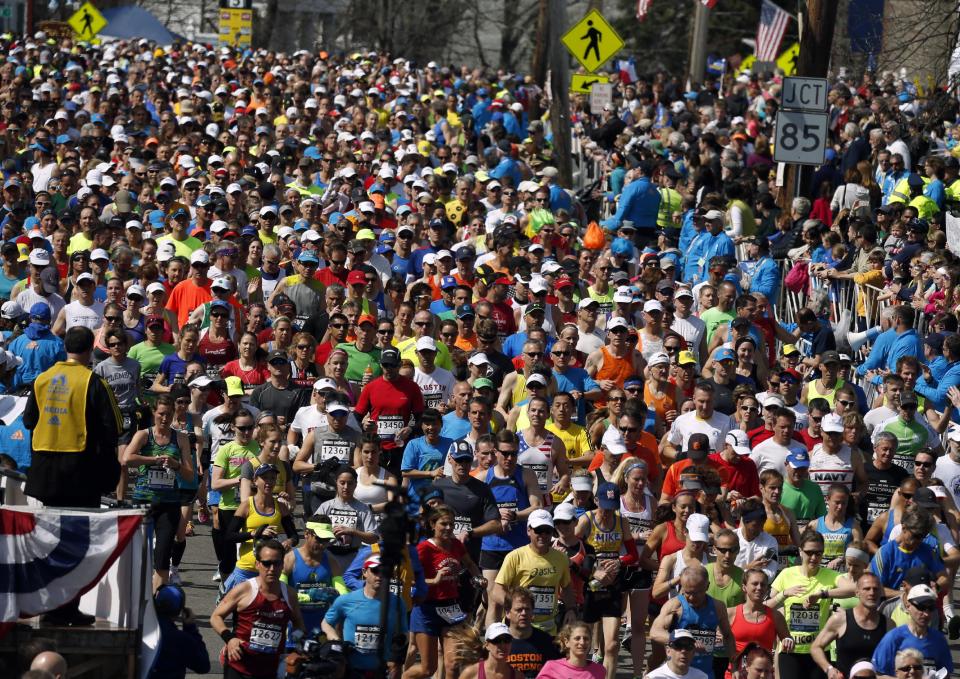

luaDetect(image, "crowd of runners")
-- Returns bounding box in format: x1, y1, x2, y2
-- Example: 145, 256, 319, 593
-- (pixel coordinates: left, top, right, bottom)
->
4, 28, 960, 679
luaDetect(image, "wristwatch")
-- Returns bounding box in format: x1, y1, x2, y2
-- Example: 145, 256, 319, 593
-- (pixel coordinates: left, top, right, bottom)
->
820, 588, 830, 599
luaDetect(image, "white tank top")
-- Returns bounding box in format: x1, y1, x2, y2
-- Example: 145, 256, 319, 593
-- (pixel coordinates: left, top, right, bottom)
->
64, 299, 105, 330
809, 443, 854, 497
620, 494, 655, 542
518, 430, 554, 493
354, 467, 389, 505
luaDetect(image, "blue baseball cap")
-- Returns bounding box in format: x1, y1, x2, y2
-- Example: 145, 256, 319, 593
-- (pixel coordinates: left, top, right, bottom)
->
170, 207, 190, 221
786, 450, 810, 468
298, 250, 319, 264
440, 275, 457, 290
210, 299, 230, 311
55, 134, 71, 145
375, 243, 393, 255
293, 218, 309, 232
714, 347, 735, 362
196, 195, 212, 207
456, 303, 475, 319
378, 230, 396, 243
148, 209, 166, 225
29, 302, 51, 321
3, 178, 20, 190
596, 482, 620, 510
241, 226, 258, 237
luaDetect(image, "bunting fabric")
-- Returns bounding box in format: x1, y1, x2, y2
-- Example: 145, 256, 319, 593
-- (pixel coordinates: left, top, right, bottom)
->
0, 507, 142, 623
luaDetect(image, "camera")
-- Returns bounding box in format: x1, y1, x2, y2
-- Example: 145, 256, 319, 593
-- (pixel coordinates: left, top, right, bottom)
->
285, 629, 348, 679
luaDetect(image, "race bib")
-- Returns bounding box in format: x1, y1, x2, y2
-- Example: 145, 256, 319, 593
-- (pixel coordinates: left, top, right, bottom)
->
329, 510, 358, 529
454, 515, 472, 535
867, 504, 885, 522
248, 621, 282, 653
527, 463, 549, 492
122, 412, 132, 430
389, 578, 401, 597
789, 604, 820, 633
424, 392, 442, 410
626, 516, 653, 541
147, 467, 176, 490
689, 628, 716, 654
436, 602, 467, 624
354, 624, 381, 652
529, 585, 556, 616
321, 440, 352, 463
377, 416, 404, 439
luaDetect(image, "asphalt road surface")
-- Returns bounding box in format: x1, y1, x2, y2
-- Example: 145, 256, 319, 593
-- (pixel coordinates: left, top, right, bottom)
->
179, 520, 960, 678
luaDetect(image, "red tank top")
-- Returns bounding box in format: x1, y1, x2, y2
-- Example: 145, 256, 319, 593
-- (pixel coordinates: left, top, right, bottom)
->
229, 578, 293, 677
659, 520, 686, 560
725, 605, 777, 679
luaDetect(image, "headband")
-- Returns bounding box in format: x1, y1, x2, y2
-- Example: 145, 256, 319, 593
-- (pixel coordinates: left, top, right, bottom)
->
845, 547, 870, 563
849, 661, 876, 677
625, 461, 647, 476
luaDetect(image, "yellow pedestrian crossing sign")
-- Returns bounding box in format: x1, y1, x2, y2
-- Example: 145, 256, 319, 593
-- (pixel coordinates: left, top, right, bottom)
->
562, 10, 624, 74
571, 73, 615, 94
68, 2, 107, 40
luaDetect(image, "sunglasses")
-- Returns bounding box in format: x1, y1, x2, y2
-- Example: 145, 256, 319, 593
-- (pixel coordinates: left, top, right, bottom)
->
296, 344, 312, 350
497, 449, 518, 457
532, 526, 553, 534
715, 546, 739, 554
552, 351, 571, 357
330, 323, 347, 329
837, 399, 855, 407
105, 316, 122, 322
802, 549, 823, 557
914, 460, 934, 468
106, 342, 124, 348
897, 665, 923, 673
236, 425, 255, 432
258, 559, 283, 569
377, 329, 392, 335
619, 426, 638, 433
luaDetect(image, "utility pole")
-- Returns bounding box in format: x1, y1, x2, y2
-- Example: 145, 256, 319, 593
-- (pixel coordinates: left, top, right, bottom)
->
531, 0, 549, 88
548, 0, 572, 186
688, 0, 709, 86
779, 0, 838, 209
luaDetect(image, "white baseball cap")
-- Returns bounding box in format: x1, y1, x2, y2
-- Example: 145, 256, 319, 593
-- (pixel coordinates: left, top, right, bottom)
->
190, 250, 210, 265
527, 508, 554, 530
416, 336, 438, 352
28, 248, 50, 266
686, 513, 711, 543
613, 286, 634, 304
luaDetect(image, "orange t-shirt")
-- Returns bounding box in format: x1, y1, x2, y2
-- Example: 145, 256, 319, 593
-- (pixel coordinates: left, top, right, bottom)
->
165, 277, 213, 327
660, 458, 726, 499
587, 431, 661, 485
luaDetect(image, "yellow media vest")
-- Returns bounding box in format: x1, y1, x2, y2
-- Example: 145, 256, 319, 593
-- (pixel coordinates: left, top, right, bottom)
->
32, 360, 93, 453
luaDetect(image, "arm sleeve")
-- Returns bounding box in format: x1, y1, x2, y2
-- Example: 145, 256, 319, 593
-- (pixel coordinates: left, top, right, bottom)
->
225, 511, 253, 544
281, 514, 299, 541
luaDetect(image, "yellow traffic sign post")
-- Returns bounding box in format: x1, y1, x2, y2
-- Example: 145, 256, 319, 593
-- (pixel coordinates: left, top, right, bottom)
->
570, 73, 615, 94
561, 9, 624, 74
67, 2, 107, 40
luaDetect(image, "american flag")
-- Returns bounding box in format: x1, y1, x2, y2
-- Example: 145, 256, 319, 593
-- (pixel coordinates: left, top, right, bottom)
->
637, 0, 652, 21
755, 0, 791, 61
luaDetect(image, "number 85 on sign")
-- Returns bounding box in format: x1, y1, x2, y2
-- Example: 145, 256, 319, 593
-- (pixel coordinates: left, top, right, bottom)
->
773, 110, 828, 166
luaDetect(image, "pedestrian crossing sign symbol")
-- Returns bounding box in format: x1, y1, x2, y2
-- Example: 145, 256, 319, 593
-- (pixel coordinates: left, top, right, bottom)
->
571, 73, 615, 94
68, 2, 107, 40
562, 10, 624, 74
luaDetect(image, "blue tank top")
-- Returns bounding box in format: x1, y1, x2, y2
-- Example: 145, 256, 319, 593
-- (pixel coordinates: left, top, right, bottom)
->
125, 314, 146, 345
675, 594, 720, 679
817, 515, 855, 564
481, 467, 530, 552
287, 548, 337, 644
